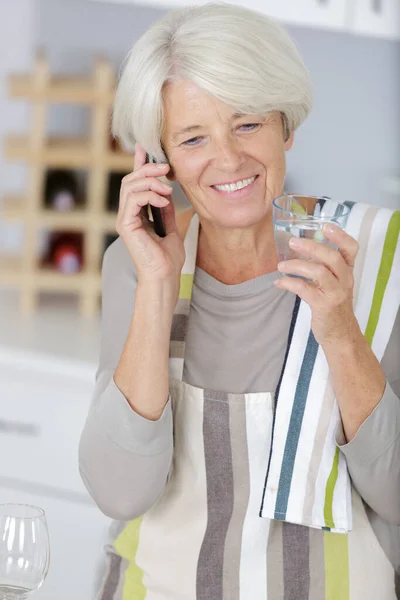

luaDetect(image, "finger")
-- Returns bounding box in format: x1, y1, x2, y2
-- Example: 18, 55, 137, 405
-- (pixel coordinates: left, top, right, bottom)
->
274, 275, 317, 305
134, 143, 147, 171
119, 178, 172, 212
116, 209, 143, 236
161, 200, 178, 236
118, 191, 170, 224
278, 259, 337, 291
128, 177, 173, 196
288, 236, 350, 284
123, 162, 170, 184
322, 223, 359, 267
116, 211, 159, 242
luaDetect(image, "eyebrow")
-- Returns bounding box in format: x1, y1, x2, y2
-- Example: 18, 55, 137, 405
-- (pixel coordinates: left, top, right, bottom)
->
172, 125, 202, 141
171, 113, 255, 141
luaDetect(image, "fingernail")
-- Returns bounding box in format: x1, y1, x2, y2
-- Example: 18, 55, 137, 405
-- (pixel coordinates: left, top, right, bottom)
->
289, 237, 301, 248
323, 223, 335, 234
156, 163, 169, 169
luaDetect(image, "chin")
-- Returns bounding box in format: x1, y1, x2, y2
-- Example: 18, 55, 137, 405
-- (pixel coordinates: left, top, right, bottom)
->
210, 202, 270, 230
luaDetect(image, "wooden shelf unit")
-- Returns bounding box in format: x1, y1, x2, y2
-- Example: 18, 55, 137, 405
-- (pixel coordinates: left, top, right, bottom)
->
1, 53, 131, 316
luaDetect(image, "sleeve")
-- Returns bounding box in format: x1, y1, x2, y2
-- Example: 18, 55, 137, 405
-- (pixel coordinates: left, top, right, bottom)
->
78, 238, 173, 521
336, 308, 400, 525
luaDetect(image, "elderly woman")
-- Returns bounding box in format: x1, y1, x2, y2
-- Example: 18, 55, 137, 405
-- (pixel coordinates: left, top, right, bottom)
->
79, 4, 400, 599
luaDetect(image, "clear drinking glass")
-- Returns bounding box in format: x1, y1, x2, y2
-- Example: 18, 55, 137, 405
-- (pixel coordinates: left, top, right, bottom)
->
0, 504, 50, 600
272, 194, 350, 267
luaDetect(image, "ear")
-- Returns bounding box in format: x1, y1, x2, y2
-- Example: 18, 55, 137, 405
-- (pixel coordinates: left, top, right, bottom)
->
284, 130, 294, 151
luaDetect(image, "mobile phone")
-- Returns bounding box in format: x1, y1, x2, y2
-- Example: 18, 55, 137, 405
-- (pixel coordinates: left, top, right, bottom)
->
145, 152, 166, 238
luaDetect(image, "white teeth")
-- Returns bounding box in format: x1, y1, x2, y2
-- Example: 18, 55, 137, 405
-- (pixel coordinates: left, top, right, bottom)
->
214, 176, 256, 192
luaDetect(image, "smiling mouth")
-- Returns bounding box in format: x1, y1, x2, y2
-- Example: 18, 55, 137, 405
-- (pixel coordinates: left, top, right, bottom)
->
212, 175, 258, 193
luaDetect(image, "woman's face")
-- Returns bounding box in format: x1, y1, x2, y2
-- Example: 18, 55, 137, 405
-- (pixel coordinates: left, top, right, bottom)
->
162, 80, 294, 230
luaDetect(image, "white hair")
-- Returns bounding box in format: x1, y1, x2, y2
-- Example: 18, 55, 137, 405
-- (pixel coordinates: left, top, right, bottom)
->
112, 2, 313, 162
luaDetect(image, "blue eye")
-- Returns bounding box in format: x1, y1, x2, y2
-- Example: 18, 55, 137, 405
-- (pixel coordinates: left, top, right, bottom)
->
239, 123, 260, 131
182, 137, 202, 146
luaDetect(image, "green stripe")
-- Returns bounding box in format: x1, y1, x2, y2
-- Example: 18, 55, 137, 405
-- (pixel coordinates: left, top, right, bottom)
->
364, 211, 400, 345
323, 447, 340, 529
180, 273, 194, 300
324, 530, 349, 600
114, 517, 146, 600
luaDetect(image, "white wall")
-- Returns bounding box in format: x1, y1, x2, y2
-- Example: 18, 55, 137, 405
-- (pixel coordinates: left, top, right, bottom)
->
285, 25, 400, 211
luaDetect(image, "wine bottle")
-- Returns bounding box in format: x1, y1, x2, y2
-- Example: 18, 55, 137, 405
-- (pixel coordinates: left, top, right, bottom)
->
44, 169, 79, 212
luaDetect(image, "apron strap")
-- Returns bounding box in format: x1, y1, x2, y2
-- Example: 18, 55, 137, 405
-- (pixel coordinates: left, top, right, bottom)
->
169, 212, 200, 381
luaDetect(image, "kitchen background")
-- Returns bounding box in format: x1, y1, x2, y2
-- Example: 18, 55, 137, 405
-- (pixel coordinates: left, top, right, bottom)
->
0, 0, 399, 598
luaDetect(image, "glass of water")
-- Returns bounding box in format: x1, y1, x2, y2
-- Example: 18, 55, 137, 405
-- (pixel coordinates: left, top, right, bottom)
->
272, 195, 350, 268
0, 504, 50, 599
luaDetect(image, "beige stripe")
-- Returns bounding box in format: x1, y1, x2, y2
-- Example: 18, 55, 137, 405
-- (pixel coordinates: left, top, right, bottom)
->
309, 529, 325, 599
267, 521, 285, 598
301, 385, 336, 522
222, 394, 250, 599
348, 491, 396, 599
352, 205, 379, 308
301, 205, 379, 525
135, 382, 208, 600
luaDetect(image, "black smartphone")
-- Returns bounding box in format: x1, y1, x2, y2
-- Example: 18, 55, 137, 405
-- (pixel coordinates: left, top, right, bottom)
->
145, 152, 166, 238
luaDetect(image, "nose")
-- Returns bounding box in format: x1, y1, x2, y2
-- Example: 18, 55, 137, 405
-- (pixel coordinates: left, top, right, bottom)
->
212, 137, 244, 173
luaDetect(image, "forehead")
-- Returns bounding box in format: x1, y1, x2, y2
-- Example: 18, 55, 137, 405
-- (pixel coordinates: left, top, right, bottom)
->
162, 80, 236, 130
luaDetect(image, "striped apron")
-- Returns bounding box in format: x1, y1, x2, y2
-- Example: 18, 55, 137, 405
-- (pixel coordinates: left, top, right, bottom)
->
97, 212, 397, 600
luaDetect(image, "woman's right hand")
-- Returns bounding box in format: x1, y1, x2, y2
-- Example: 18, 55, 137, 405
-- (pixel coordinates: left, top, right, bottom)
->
116, 143, 185, 290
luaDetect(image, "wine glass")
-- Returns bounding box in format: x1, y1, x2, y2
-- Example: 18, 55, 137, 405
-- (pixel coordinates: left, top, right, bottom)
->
0, 504, 50, 599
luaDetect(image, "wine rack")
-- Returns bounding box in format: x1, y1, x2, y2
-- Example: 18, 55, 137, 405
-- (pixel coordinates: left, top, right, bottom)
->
1, 52, 133, 317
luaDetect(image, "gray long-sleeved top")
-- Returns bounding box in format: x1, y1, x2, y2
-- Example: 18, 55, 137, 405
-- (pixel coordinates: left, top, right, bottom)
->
79, 236, 400, 569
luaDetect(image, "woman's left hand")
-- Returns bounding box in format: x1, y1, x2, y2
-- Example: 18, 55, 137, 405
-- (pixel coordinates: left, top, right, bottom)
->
274, 224, 360, 347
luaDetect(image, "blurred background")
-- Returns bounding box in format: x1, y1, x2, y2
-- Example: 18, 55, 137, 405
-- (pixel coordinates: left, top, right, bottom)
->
0, 0, 399, 598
